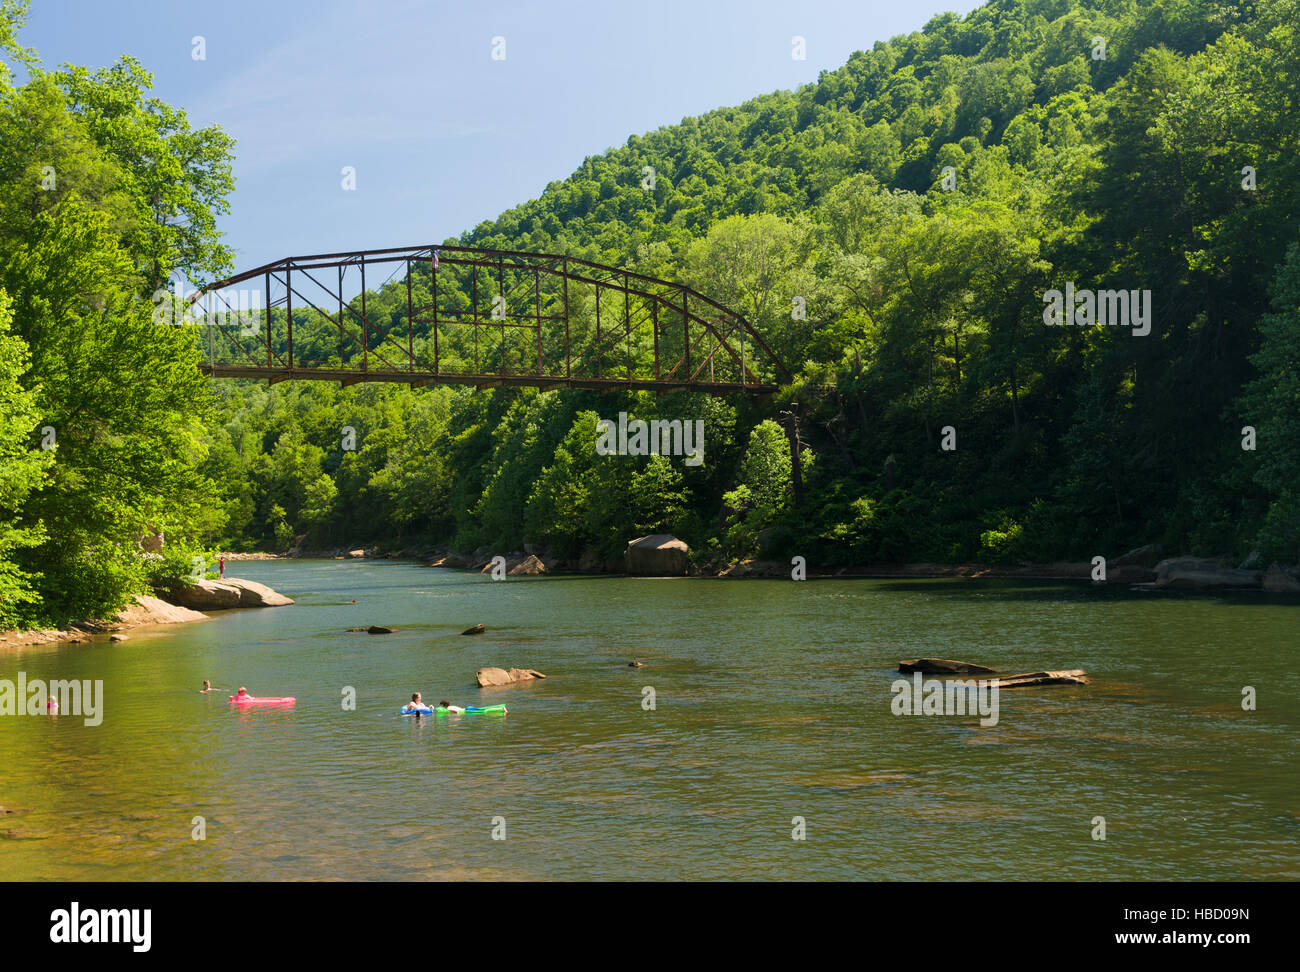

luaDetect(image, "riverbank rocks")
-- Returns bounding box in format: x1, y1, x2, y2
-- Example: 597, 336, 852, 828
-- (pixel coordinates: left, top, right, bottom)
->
508, 555, 547, 576
430, 552, 470, 569
461, 623, 485, 636
625, 534, 689, 576
158, 577, 294, 610
1153, 557, 1263, 590
898, 658, 997, 675
475, 667, 547, 687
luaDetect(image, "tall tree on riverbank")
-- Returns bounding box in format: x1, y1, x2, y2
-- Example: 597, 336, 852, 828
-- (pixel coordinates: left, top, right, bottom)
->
0, 1, 234, 624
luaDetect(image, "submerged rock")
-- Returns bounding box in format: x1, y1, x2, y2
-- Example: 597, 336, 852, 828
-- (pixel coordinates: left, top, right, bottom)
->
475, 667, 547, 687
461, 623, 485, 635
990, 669, 1090, 688
366, 625, 396, 634
898, 658, 997, 675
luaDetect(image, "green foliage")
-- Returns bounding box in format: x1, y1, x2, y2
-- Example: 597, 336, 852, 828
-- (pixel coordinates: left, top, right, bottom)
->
0, 8, 232, 625
0, 288, 50, 627
7, 0, 1299, 607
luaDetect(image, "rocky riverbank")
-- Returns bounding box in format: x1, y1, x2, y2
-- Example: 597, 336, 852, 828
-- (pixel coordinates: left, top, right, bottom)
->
416, 538, 1300, 592
230, 536, 1300, 592
0, 577, 294, 651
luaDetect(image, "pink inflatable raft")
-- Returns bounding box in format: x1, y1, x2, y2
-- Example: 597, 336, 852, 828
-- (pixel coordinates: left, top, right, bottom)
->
228, 694, 295, 707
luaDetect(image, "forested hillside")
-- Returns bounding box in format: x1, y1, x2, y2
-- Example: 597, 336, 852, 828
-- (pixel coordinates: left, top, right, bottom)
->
3, 0, 1299, 626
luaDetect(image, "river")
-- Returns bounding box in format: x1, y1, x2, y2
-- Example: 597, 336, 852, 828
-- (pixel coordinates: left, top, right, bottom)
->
2, 559, 1297, 880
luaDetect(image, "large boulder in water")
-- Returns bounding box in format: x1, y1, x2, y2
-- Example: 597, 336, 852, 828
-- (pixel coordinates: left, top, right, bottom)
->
165, 579, 242, 609
625, 534, 689, 576
160, 577, 293, 610
475, 667, 546, 687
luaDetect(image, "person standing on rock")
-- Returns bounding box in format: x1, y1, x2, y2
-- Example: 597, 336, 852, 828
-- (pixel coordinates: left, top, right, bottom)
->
219, 556, 225, 578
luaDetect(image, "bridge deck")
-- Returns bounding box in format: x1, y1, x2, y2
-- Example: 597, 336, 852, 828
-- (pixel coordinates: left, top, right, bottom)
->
200, 364, 776, 394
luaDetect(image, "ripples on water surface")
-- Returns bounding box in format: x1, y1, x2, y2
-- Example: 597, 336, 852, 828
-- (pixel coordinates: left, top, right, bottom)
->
1, 560, 1297, 880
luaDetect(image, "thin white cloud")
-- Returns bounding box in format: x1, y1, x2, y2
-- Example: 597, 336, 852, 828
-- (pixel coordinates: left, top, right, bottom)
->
188, 0, 497, 172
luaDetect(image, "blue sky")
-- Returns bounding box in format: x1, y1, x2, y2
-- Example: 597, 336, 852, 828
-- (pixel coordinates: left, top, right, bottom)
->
16, 0, 978, 278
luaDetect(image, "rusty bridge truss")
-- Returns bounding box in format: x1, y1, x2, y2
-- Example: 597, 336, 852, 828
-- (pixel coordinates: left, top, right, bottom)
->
191, 244, 790, 394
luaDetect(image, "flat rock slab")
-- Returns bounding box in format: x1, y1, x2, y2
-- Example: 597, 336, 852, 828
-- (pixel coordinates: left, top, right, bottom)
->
988, 669, 1090, 689
1154, 557, 1262, 590
461, 624, 485, 635
476, 667, 547, 687
116, 595, 208, 626
899, 658, 997, 674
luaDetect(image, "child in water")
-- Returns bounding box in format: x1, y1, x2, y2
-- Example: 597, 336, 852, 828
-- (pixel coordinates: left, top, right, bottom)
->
200, 680, 214, 693
439, 699, 465, 713
47, 695, 58, 715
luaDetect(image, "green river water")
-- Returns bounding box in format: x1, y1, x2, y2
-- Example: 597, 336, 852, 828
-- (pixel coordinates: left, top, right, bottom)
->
1, 559, 1297, 880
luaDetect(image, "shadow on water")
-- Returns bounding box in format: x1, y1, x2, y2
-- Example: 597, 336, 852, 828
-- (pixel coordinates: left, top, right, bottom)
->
862, 576, 1300, 606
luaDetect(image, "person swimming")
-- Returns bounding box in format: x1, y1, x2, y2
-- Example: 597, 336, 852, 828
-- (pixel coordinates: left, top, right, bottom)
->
439, 699, 465, 713
47, 695, 58, 715
200, 680, 215, 693
233, 687, 251, 700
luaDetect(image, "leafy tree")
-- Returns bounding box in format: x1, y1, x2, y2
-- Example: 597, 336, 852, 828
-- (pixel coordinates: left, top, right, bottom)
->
0, 288, 50, 627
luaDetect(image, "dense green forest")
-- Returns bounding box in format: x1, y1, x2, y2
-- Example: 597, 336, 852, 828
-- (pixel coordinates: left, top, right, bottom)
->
2, 0, 1299, 628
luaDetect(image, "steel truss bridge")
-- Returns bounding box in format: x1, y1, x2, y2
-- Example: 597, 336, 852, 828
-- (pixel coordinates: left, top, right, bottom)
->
192, 244, 790, 395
